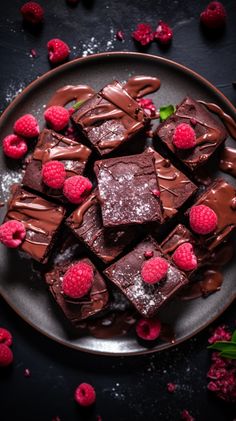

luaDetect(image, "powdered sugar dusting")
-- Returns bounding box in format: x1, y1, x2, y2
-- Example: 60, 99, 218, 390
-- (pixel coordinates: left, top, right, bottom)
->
0, 170, 23, 199
4, 82, 26, 107
82, 28, 116, 57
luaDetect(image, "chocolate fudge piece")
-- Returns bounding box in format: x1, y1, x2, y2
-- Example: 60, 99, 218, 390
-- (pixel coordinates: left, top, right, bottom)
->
72, 80, 149, 156
104, 237, 188, 318
94, 151, 163, 228
66, 189, 137, 264
22, 129, 91, 202
45, 257, 109, 327
186, 178, 236, 251
156, 97, 227, 170
5, 185, 66, 263
149, 148, 197, 219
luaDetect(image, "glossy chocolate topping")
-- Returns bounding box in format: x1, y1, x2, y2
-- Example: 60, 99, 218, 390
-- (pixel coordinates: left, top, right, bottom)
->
72, 193, 97, 226
219, 146, 236, 178
198, 100, 236, 140
87, 311, 137, 338
180, 269, 223, 300
123, 75, 161, 98
46, 84, 95, 108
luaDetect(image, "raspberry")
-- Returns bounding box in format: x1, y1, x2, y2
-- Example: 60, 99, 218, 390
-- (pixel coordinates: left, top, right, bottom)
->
24, 368, 31, 377
2, 134, 28, 159
116, 30, 125, 41
181, 409, 195, 421
136, 318, 161, 340
189, 204, 218, 235
154, 20, 173, 44
63, 175, 92, 204
42, 161, 66, 189
62, 262, 94, 299
0, 344, 13, 367
167, 383, 176, 393
74, 383, 96, 407
132, 23, 154, 46
0, 328, 12, 347
141, 257, 169, 284
173, 123, 196, 150
208, 325, 232, 344
44, 106, 69, 131
137, 98, 156, 117
172, 242, 197, 271
20, 2, 44, 25
14, 114, 39, 138
200, 2, 226, 29
0, 220, 26, 248
47, 38, 70, 64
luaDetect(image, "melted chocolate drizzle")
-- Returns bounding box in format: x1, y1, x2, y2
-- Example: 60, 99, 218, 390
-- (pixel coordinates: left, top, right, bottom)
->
219, 147, 236, 178
46, 85, 95, 108
198, 100, 236, 140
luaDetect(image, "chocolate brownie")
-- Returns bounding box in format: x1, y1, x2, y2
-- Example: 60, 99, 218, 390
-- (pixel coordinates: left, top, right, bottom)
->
104, 236, 188, 318
72, 80, 149, 156
22, 129, 91, 202
45, 257, 109, 327
94, 151, 163, 228
5, 185, 66, 263
66, 189, 137, 263
156, 97, 227, 170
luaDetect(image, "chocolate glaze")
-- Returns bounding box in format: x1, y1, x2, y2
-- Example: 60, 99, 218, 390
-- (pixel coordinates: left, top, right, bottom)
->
180, 269, 223, 300
123, 75, 161, 99
87, 311, 137, 338
46, 85, 95, 108
198, 100, 236, 140
219, 147, 236, 178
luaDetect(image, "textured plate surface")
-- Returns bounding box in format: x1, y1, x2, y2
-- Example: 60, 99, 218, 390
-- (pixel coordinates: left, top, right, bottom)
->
0, 52, 236, 355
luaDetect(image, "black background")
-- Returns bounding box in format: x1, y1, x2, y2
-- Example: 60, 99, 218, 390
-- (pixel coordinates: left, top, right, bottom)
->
0, 1, 236, 420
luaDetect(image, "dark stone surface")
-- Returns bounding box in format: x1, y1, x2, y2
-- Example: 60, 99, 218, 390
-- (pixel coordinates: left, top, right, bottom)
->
0, 0, 235, 420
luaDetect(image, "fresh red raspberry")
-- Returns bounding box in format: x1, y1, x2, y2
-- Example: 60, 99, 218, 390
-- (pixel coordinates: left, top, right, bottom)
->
154, 20, 173, 44
136, 318, 161, 340
167, 383, 176, 393
172, 242, 197, 271
189, 205, 218, 235
20, 2, 44, 25
62, 262, 94, 299
116, 30, 125, 41
47, 38, 70, 64
137, 98, 156, 117
42, 161, 66, 189
74, 382, 96, 407
208, 325, 232, 344
2, 134, 28, 159
0, 220, 26, 248
44, 105, 70, 131
132, 23, 154, 46
141, 256, 169, 284
181, 409, 195, 421
200, 2, 226, 29
0, 328, 13, 347
173, 123, 196, 150
0, 344, 13, 367
14, 114, 39, 138
63, 175, 92, 204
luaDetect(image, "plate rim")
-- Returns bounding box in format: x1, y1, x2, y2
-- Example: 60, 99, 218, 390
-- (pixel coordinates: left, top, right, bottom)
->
0, 51, 236, 356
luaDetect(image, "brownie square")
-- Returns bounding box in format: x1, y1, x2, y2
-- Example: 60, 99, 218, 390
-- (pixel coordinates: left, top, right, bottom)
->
156, 97, 227, 170
66, 189, 137, 264
22, 129, 91, 202
186, 178, 236, 251
45, 257, 109, 326
5, 185, 66, 263
72, 80, 149, 156
104, 236, 188, 318
94, 151, 163, 228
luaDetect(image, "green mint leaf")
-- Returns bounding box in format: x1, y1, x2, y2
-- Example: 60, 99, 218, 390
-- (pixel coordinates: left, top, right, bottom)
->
159, 104, 176, 122
208, 341, 236, 353
73, 100, 85, 110
220, 352, 236, 359
231, 329, 236, 343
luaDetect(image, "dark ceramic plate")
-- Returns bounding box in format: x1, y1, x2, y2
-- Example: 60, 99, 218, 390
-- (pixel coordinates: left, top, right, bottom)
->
0, 52, 236, 355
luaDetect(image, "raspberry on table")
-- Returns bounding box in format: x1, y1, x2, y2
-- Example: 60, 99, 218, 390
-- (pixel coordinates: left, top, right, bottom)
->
0, 344, 13, 367
2, 134, 28, 159
47, 38, 70, 64
0, 220, 26, 248
44, 105, 70, 131
200, 2, 226, 29
62, 262, 94, 299
14, 114, 39, 138
173, 123, 196, 150
136, 318, 161, 340
141, 256, 169, 284
189, 204, 218, 235
181, 409, 195, 421
0, 328, 13, 347
42, 161, 66, 189
20, 1, 44, 25
132, 23, 154, 46
74, 383, 96, 407
63, 175, 92, 204
172, 242, 198, 271
154, 20, 173, 44
167, 383, 176, 393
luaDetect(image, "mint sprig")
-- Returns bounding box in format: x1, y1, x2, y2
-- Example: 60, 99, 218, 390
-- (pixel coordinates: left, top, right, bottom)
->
208, 329, 236, 359
159, 104, 176, 122
73, 99, 85, 110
